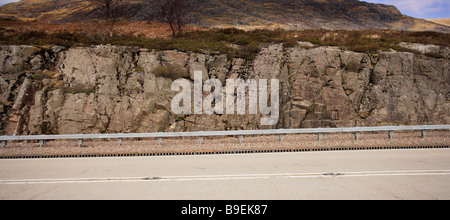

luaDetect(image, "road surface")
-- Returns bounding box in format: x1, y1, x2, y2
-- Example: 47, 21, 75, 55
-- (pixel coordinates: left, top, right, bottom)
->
1, 149, 450, 200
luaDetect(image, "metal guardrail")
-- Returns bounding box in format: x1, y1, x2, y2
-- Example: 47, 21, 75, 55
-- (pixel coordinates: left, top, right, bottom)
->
1, 125, 449, 148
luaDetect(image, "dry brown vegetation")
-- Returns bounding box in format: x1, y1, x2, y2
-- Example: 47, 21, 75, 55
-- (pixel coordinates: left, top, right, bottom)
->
0, 19, 449, 60
427, 19, 450, 27
0, 20, 203, 39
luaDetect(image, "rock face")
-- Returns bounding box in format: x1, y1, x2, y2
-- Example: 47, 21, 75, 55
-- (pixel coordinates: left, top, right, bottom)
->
0, 44, 449, 135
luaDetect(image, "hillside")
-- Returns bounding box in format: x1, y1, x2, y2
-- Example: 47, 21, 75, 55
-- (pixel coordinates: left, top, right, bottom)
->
0, 0, 89, 21
428, 19, 450, 27
0, 0, 449, 32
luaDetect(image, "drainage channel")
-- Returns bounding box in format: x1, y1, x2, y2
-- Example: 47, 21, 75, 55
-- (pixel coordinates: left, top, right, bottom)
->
0, 145, 449, 159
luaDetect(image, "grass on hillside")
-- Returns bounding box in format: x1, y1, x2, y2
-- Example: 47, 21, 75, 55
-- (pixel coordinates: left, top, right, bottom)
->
0, 21, 449, 60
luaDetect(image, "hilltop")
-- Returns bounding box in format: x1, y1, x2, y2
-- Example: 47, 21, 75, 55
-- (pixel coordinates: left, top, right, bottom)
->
0, 0, 449, 32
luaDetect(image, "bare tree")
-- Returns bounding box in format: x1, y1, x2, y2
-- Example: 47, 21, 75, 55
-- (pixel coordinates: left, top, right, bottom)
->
87, 0, 130, 38
158, 0, 192, 38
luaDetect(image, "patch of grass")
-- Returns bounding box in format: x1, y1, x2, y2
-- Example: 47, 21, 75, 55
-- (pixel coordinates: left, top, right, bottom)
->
32, 71, 53, 80
32, 70, 59, 80
0, 99, 12, 106
63, 84, 95, 95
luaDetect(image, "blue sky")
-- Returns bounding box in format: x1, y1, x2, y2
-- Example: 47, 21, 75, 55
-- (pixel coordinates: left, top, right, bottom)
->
0, 0, 449, 19
0, 0, 17, 6
364, 0, 450, 19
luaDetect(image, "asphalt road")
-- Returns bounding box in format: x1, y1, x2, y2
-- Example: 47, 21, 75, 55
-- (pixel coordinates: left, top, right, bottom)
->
1, 148, 450, 200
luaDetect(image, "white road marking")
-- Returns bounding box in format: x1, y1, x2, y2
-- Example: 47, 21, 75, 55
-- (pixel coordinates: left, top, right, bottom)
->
2, 170, 450, 185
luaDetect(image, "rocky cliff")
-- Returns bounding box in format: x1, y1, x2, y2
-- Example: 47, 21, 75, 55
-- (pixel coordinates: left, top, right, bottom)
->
0, 43, 449, 135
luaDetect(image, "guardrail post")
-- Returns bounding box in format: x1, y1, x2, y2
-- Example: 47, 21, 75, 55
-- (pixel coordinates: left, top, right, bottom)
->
279, 134, 285, 142
421, 130, 426, 138
199, 136, 204, 145
39, 140, 45, 148
388, 131, 394, 140
1, 140, 6, 149
354, 132, 360, 140
118, 138, 123, 147
317, 133, 323, 141
158, 138, 163, 146
78, 139, 83, 148
238, 135, 243, 144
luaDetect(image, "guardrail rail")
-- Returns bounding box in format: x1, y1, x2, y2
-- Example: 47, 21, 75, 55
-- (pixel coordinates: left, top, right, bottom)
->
1, 125, 449, 148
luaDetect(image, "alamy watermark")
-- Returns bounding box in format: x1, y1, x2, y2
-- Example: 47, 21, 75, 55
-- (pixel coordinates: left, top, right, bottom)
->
171, 71, 280, 126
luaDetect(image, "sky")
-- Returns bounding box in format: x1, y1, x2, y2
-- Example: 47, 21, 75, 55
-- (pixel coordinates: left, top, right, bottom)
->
363, 0, 450, 19
0, 0, 449, 19
0, 0, 17, 6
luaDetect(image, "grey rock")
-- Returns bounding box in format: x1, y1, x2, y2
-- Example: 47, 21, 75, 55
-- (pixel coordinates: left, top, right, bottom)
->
0, 44, 448, 135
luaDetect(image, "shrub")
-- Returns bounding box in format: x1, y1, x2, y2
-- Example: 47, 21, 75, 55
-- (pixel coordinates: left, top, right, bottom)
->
233, 36, 253, 46
154, 64, 189, 80
306, 39, 321, 45
424, 52, 445, 59
236, 44, 261, 60
18, 30, 47, 41
282, 39, 298, 48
